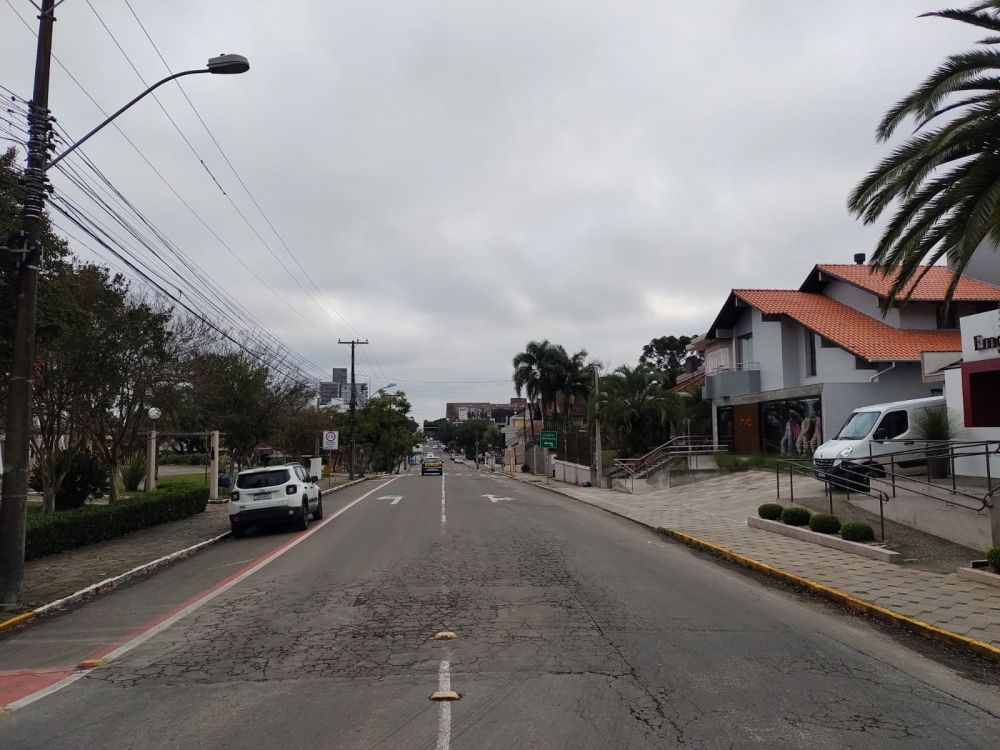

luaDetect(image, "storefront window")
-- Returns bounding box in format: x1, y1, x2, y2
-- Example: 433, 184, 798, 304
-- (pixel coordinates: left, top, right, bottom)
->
761, 396, 823, 456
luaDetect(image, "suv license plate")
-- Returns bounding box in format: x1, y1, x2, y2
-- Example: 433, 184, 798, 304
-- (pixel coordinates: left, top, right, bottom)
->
254, 492, 272, 501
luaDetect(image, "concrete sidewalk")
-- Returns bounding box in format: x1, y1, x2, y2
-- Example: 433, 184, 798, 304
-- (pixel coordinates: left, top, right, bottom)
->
20, 474, 358, 609
508, 469, 1000, 655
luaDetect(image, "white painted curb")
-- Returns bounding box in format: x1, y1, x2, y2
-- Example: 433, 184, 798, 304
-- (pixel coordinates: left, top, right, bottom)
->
33, 531, 232, 617
747, 517, 901, 563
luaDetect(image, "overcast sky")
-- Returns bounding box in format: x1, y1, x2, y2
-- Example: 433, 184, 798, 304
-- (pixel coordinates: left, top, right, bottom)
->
0, 1, 978, 422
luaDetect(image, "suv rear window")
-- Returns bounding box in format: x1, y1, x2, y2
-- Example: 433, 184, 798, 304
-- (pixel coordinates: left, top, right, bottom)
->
236, 469, 290, 489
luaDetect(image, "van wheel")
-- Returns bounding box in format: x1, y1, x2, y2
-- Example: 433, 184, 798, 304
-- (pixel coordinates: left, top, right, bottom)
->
297, 500, 310, 531
312, 492, 323, 520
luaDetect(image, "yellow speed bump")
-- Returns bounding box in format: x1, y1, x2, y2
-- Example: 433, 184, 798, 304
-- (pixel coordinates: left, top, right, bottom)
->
430, 691, 461, 701
77, 659, 105, 670
433, 631, 457, 640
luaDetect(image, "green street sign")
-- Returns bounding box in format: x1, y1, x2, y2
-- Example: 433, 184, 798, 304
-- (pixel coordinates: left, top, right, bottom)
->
540, 431, 557, 449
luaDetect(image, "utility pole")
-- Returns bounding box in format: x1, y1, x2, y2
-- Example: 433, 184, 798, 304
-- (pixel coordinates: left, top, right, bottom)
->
593, 365, 603, 488
0, 0, 55, 609
338, 339, 367, 480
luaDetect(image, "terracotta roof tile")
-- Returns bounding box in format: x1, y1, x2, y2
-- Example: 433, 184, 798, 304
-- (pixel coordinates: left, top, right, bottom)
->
732, 290, 961, 361
815, 264, 1000, 302
669, 371, 705, 394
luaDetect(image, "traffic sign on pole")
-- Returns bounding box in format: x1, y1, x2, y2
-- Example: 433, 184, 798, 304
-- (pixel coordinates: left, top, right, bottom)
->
540, 431, 557, 449
321, 430, 340, 450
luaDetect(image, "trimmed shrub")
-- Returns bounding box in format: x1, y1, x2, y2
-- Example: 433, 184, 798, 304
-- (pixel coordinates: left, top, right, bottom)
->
841, 521, 876, 543
985, 546, 1000, 572
780, 506, 811, 526
809, 513, 841, 535
521, 464, 531, 473
758, 503, 784, 520
25, 486, 209, 559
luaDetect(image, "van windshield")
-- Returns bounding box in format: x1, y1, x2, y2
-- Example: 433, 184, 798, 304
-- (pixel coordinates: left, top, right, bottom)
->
835, 411, 879, 440
236, 469, 290, 489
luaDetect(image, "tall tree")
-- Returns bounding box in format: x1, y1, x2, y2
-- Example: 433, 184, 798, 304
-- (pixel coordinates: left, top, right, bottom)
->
597, 364, 679, 457
76, 285, 173, 502
849, 1, 1000, 307
556, 349, 594, 428
512, 339, 574, 432
30, 264, 120, 511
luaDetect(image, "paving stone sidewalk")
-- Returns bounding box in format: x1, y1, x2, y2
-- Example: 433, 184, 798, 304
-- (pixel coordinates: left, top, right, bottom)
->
506, 470, 1000, 650
21, 474, 357, 609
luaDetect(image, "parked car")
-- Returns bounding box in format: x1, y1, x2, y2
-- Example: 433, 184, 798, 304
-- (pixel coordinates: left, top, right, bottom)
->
422, 456, 443, 475
813, 396, 946, 488
228, 463, 322, 538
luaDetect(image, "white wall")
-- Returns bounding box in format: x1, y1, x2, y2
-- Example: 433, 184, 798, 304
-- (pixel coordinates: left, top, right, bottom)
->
751, 309, 784, 391
823, 279, 899, 327
897, 304, 938, 329
821, 364, 935, 440
553, 459, 590, 485
780, 319, 802, 388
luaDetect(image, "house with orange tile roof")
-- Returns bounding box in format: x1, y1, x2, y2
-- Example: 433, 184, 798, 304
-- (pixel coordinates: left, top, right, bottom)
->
698, 258, 1000, 456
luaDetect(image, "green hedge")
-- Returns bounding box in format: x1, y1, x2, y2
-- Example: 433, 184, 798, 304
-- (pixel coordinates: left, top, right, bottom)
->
985, 546, 1000, 571
160, 453, 211, 466
25, 486, 209, 560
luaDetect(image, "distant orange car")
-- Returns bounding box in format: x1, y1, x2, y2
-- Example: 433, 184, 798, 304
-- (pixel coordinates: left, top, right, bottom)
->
422, 456, 443, 475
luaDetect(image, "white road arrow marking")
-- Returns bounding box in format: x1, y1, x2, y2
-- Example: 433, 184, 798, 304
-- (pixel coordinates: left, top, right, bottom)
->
482, 494, 512, 503
378, 495, 404, 505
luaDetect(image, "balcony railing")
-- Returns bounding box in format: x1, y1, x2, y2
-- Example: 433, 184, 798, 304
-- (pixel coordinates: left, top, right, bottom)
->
704, 363, 761, 399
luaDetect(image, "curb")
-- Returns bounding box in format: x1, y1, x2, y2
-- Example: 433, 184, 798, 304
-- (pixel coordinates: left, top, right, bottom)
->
514, 473, 1000, 664
660, 527, 1000, 664
0, 477, 372, 638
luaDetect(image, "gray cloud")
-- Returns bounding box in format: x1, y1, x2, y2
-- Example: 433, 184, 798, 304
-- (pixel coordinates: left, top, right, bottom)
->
0, 0, 978, 421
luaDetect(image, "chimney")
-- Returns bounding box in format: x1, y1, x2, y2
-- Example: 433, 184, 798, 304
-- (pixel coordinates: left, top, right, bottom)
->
853, 253, 866, 265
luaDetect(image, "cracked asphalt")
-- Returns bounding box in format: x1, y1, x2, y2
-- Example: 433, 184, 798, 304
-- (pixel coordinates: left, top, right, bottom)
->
1, 467, 999, 748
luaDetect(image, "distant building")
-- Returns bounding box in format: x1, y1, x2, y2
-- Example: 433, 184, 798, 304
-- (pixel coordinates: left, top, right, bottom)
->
318, 381, 339, 405
446, 398, 527, 423
331, 368, 348, 393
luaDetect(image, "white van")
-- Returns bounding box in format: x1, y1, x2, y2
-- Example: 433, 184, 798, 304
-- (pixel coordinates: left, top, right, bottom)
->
813, 396, 946, 484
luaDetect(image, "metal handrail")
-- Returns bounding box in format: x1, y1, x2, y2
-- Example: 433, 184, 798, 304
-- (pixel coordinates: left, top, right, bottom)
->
611, 435, 718, 481
777, 458, 890, 540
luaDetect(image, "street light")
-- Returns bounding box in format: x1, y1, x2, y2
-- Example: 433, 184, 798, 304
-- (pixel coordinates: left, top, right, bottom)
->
48, 54, 250, 169
370, 382, 398, 399
0, 12, 250, 608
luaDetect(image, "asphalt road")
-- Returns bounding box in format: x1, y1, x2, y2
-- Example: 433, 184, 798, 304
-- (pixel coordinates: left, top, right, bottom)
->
1, 465, 999, 749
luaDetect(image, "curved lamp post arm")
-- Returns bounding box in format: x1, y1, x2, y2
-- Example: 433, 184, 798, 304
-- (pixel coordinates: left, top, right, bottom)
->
48, 68, 207, 169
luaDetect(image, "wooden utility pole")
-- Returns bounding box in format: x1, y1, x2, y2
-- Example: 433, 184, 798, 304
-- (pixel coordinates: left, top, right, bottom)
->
0, 0, 56, 609
338, 339, 368, 479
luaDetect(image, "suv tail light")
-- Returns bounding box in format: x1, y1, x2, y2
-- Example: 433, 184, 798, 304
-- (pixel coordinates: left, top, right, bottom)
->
286, 484, 298, 495
230, 491, 239, 502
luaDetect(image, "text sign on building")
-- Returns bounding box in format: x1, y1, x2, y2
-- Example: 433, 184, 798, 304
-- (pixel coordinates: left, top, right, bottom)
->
540, 431, 557, 449
961, 310, 1000, 363
321, 430, 340, 450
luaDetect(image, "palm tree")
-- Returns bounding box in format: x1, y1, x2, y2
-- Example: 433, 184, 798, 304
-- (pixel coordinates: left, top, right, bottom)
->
598, 364, 679, 456
849, 2, 1000, 307
556, 349, 594, 429
512, 340, 548, 441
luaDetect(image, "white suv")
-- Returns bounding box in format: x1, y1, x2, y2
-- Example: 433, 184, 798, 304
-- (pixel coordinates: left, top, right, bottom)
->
229, 463, 322, 538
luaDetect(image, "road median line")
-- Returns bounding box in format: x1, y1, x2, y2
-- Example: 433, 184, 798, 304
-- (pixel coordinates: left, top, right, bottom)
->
0, 477, 371, 638
659, 527, 1000, 664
